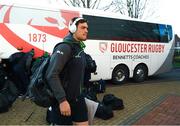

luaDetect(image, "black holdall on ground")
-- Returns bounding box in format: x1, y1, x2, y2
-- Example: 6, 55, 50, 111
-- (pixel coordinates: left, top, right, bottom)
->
0, 63, 18, 113
0, 80, 18, 113
102, 94, 124, 110
9, 52, 25, 65
9, 50, 34, 95
95, 102, 114, 120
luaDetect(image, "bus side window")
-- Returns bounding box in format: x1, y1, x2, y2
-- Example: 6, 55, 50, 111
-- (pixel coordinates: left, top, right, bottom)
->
167, 25, 173, 41
159, 24, 168, 42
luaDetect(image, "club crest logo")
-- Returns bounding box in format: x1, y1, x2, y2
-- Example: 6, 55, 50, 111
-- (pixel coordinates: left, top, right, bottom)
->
99, 42, 108, 53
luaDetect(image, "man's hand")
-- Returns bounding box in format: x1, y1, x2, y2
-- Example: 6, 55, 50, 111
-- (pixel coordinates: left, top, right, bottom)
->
59, 100, 71, 116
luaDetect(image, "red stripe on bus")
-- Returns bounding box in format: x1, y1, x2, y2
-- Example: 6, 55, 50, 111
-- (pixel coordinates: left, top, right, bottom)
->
0, 23, 44, 58
30, 10, 80, 37
3, 5, 13, 23
61, 9, 80, 26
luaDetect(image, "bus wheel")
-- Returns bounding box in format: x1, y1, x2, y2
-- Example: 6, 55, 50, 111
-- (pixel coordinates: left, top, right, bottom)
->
133, 65, 148, 83
112, 65, 129, 85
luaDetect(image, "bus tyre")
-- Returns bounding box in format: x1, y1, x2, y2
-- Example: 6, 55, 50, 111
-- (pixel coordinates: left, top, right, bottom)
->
133, 65, 148, 83
112, 65, 129, 85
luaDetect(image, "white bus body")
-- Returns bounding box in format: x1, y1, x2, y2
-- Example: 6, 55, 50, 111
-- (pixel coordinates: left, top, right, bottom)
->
0, 1, 175, 84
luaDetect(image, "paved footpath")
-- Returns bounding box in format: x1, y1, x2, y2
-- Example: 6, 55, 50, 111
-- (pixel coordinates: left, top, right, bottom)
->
134, 95, 180, 125
94, 81, 180, 125
0, 80, 180, 125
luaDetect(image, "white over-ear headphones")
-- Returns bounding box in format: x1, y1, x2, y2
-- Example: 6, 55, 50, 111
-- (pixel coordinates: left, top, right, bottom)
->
68, 17, 84, 33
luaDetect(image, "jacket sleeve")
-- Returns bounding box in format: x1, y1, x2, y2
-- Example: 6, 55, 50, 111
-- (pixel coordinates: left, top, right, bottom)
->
45, 43, 72, 104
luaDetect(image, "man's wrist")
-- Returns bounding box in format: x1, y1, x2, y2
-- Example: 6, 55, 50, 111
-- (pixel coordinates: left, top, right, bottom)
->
59, 97, 67, 104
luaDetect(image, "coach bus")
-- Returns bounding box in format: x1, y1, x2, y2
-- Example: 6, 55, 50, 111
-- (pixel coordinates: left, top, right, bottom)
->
0, 1, 175, 84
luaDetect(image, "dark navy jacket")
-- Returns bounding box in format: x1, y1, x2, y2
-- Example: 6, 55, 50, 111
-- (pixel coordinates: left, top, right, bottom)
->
46, 33, 86, 103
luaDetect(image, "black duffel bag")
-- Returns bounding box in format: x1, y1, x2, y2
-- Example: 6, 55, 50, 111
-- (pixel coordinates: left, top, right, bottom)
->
0, 80, 18, 113
102, 94, 124, 110
95, 102, 114, 120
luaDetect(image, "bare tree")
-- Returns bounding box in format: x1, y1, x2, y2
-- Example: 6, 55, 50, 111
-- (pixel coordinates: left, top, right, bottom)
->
102, 0, 146, 18
63, 0, 102, 9
62, 0, 158, 20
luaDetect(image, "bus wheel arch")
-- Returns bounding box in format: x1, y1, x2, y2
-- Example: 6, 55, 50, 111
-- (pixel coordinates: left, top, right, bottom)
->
112, 64, 129, 85
133, 63, 148, 83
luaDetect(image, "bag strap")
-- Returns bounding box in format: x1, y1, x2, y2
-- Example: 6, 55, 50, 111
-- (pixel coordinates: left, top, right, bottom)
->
53, 42, 81, 58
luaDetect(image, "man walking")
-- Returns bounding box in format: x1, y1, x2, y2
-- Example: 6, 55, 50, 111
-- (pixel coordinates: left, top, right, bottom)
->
46, 17, 89, 125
